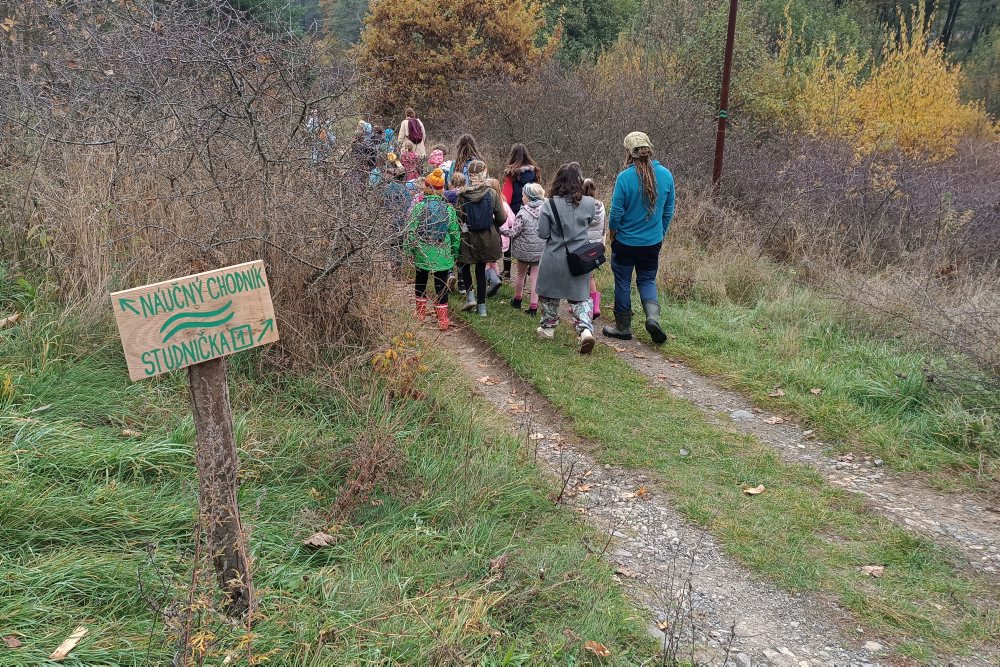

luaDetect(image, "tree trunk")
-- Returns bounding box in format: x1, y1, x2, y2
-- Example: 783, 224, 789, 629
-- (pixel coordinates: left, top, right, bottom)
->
188, 358, 253, 618
941, 0, 962, 49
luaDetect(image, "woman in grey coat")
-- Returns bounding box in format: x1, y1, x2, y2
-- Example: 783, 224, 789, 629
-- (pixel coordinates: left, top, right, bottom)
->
534, 162, 598, 354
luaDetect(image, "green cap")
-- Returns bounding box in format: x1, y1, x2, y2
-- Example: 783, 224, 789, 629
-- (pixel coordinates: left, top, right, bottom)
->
624, 131, 653, 155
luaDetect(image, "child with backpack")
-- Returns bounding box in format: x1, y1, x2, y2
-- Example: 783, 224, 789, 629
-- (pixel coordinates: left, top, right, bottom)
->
502, 182, 546, 317
398, 107, 427, 157
457, 160, 506, 316
583, 179, 607, 319
406, 168, 460, 330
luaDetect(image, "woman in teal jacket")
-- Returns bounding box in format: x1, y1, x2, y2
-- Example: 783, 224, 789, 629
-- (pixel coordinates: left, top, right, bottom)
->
602, 132, 675, 344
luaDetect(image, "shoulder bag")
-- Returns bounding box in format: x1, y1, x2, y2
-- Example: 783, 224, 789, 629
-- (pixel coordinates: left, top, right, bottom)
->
550, 198, 606, 277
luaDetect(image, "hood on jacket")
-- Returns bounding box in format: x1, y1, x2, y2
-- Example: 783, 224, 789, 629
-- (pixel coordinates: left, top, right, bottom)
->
521, 199, 544, 217
462, 185, 492, 203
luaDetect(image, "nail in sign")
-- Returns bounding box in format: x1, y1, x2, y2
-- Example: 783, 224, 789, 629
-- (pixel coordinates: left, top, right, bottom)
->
111, 260, 279, 381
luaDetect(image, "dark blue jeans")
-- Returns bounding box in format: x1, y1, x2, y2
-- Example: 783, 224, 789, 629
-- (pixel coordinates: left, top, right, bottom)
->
611, 239, 661, 314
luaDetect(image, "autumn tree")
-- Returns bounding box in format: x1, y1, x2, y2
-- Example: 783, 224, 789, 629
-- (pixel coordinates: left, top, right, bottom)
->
355, 0, 555, 113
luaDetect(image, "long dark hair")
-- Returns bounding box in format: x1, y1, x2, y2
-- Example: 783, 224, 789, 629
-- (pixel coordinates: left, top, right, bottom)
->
454, 134, 483, 169
626, 147, 657, 215
548, 162, 584, 207
505, 143, 540, 180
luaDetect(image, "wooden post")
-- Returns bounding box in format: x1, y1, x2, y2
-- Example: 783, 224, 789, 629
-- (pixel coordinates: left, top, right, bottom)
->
712, 0, 739, 191
188, 357, 253, 618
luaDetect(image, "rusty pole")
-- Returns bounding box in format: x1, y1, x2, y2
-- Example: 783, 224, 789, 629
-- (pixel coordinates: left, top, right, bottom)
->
712, 0, 739, 191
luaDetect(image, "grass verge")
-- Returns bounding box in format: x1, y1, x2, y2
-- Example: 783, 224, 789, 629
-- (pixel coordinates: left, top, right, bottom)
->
0, 307, 651, 665
461, 289, 1000, 662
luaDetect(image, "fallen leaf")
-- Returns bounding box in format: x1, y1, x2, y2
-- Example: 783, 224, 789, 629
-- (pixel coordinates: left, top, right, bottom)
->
584, 640, 611, 658
489, 553, 509, 576
302, 532, 340, 549
768, 387, 785, 398
49, 626, 87, 661
576, 483, 593, 493
635, 486, 649, 499
655, 374, 668, 382
0, 313, 19, 328
860, 565, 885, 578
3, 635, 22, 648
764, 416, 785, 425
633, 353, 648, 359
810, 387, 824, 395
528, 433, 545, 441
477, 376, 499, 386
615, 565, 638, 579
611, 345, 626, 352
743, 484, 766, 495
581, 469, 593, 478
121, 429, 142, 438
476, 363, 489, 369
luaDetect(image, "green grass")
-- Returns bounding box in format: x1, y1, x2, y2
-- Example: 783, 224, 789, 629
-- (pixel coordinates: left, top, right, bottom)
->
0, 309, 652, 665
461, 291, 1000, 661
625, 256, 1000, 489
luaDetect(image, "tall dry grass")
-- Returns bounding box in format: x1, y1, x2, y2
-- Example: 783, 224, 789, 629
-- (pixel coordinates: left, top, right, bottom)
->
1, 0, 396, 364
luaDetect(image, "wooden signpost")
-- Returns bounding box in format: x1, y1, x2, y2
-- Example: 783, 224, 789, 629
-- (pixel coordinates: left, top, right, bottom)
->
111, 260, 279, 617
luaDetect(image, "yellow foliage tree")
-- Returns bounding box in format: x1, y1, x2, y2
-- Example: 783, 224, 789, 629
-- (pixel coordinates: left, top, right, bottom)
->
790, 3, 995, 161
354, 0, 555, 113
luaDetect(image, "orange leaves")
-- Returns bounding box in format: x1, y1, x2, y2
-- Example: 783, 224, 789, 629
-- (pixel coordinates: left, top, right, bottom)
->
355, 0, 553, 112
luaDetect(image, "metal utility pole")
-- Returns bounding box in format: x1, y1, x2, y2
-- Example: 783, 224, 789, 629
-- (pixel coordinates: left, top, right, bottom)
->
712, 0, 739, 191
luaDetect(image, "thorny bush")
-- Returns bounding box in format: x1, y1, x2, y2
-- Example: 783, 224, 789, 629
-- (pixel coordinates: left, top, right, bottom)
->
0, 0, 396, 362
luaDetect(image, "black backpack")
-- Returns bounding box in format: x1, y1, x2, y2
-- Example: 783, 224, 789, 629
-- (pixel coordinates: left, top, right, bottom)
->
462, 192, 495, 232
510, 168, 536, 215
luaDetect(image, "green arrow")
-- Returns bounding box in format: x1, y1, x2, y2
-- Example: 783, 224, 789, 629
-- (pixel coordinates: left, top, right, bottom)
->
119, 298, 140, 316
257, 318, 274, 344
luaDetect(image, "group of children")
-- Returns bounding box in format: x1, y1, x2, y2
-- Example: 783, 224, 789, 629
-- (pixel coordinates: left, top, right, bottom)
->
369, 133, 606, 333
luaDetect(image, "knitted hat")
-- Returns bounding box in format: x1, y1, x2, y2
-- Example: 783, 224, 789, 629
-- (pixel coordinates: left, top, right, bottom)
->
523, 182, 545, 202
427, 149, 445, 168
425, 168, 446, 190
624, 131, 653, 155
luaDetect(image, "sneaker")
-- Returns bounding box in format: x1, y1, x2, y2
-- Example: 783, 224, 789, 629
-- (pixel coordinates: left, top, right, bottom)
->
536, 326, 555, 339
446, 272, 458, 293
510, 297, 522, 310
477, 304, 488, 317
579, 329, 595, 355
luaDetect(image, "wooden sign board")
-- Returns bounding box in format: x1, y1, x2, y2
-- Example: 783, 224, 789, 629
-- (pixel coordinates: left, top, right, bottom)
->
111, 260, 279, 381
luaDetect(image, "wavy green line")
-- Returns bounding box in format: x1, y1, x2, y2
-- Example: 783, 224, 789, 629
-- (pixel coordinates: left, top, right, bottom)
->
161, 312, 235, 344
159, 300, 233, 333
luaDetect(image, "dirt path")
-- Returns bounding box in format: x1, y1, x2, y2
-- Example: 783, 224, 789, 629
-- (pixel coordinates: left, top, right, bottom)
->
437, 322, 909, 667
603, 334, 1000, 576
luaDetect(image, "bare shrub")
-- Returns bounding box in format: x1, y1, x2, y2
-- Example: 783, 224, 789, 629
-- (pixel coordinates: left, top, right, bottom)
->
0, 0, 396, 362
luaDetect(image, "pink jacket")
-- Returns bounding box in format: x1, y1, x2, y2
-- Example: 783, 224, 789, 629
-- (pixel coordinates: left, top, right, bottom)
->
499, 199, 515, 253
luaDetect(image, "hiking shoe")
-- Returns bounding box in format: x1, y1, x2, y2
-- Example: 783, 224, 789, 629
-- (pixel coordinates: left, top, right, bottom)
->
579, 329, 595, 355
446, 272, 458, 293
536, 326, 555, 340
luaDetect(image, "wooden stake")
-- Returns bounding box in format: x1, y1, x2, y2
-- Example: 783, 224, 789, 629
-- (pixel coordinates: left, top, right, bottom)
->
187, 357, 253, 618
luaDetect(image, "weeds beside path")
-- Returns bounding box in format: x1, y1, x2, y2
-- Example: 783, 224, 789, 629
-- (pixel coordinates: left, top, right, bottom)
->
459, 291, 1000, 664
0, 310, 649, 664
